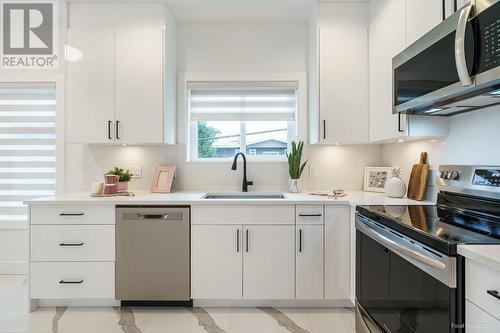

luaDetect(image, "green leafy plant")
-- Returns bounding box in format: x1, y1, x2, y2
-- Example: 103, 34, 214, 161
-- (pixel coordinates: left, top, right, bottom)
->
287, 141, 307, 179
106, 167, 132, 182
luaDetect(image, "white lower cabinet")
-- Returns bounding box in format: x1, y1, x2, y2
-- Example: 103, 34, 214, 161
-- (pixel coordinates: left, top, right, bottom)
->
324, 205, 351, 300
466, 300, 500, 333
296, 224, 324, 299
243, 225, 295, 299
30, 262, 115, 299
191, 225, 243, 299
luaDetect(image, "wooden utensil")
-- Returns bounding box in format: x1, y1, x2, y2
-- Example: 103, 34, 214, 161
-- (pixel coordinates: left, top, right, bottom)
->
407, 152, 429, 201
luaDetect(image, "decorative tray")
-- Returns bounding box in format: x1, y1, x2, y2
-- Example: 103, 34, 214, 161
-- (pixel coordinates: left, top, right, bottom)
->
91, 192, 135, 197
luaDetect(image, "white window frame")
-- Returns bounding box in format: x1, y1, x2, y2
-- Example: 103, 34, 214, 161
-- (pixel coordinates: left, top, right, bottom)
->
0, 73, 65, 195
179, 72, 307, 163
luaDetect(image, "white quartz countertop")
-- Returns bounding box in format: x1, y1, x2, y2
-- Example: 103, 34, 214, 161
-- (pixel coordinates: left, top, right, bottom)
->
25, 190, 433, 207
458, 245, 500, 273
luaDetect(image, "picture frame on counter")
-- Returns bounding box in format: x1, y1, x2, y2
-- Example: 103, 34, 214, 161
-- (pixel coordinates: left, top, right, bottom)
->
151, 165, 176, 193
363, 167, 392, 193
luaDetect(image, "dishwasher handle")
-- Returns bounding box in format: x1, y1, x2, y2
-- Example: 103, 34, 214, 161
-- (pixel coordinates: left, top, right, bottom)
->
137, 213, 168, 220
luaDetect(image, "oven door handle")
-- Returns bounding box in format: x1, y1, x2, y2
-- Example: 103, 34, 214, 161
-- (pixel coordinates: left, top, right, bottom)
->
455, 4, 473, 87
357, 220, 447, 270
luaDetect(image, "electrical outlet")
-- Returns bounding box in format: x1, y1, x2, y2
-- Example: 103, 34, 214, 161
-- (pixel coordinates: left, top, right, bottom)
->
309, 164, 317, 178
127, 165, 142, 179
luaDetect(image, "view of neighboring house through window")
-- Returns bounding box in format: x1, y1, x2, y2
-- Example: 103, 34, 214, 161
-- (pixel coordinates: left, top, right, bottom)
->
188, 81, 297, 160
0, 83, 56, 227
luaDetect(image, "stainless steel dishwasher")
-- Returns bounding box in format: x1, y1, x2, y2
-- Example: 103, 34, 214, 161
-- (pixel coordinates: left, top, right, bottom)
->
115, 206, 190, 306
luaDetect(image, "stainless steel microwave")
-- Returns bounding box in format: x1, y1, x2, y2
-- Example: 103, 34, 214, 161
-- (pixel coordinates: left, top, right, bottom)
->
393, 0, 500, 116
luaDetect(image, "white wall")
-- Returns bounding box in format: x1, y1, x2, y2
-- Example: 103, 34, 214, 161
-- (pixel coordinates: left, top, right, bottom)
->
66, 9, 383, 193
382, 106, 500, 200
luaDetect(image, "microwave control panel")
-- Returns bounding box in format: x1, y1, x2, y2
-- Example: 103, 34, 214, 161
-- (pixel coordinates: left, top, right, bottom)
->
477, 1, 500, 72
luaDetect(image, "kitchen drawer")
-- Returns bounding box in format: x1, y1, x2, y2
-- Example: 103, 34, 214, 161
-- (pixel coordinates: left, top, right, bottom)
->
191, 205, 295, 225
466, 259, 500, 320
31, 204, 115, 225
30, 262, 115, 299
31, 225, 115, 262
296, 205, 324, 225
466, 300, 500, 333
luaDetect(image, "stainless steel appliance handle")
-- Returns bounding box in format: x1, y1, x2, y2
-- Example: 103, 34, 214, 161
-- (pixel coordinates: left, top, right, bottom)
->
357, 219, 446, 270
455, 5, 473, 87
137, 213, 169, 220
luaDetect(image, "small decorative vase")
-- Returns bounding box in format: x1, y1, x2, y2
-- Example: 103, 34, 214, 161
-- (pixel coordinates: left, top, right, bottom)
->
116, 181, 128, 193
385, 166, 407, 198
288, 179, 301, 193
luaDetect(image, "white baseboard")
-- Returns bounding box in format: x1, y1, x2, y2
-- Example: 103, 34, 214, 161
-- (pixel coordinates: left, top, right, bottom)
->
0, 261, 28, 274
193, 299, 354, 308
37, 299, 120, 308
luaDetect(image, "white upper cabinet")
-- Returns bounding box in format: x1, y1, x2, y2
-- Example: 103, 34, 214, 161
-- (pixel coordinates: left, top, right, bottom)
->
67, 28, 173, 145
368, 0, 406, 143
309, 2, 369, 144
67, 29, 115, 144
368, 0, 449, 143
405, 0, 443, 45
115, 29, 164, 145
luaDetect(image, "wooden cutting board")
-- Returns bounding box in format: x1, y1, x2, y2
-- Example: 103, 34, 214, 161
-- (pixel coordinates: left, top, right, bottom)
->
407, 152, 429, 201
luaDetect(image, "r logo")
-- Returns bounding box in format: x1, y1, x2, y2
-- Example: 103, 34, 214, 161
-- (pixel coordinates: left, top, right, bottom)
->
2, 3, 53, 55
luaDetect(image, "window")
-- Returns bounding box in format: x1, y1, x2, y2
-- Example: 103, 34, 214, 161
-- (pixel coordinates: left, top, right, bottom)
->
188, 81, 297, 160
0, 83, 56, 227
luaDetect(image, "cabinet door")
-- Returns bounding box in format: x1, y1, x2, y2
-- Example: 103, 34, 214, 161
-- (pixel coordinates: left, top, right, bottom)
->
318, 2, 369, 144
368, 0, 406, 142
405, 0, 443, 46
466, 300, 500, 333
191, 225, 242, 299
115, 29, 164, 144
324, 205, 350, 300
243, 225, 295, 299
296, 225, 324, 299
67, 29, 115, 144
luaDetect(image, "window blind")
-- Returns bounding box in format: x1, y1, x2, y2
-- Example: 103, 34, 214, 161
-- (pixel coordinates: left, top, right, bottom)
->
0, 83, 56, 228
188, 81, 297, 121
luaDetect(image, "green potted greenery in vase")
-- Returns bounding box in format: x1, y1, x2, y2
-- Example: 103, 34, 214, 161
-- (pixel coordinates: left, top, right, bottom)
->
106, 167, 132, 193
287, 141, 307, 193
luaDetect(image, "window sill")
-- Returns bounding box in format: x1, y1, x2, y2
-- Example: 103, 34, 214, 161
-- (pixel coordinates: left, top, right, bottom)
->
187, 158, 287, 164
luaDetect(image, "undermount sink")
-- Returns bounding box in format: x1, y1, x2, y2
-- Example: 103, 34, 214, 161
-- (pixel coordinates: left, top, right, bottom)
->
202, 193, 286, 199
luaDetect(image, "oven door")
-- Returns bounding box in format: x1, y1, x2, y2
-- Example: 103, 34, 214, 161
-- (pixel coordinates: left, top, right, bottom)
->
355, 214, 462, 333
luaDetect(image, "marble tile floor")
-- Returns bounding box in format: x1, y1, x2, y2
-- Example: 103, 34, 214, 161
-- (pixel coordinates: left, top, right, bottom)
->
0, 275, 356, 333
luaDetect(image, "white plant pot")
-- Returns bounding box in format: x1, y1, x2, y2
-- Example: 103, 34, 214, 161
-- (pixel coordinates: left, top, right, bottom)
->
288, 179, 301, 193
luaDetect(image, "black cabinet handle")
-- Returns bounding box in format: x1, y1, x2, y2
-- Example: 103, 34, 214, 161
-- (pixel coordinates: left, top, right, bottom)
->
398, 113, 404, 133
236, 229, 240, 253
59, 280, 84, 284
487, 290, 500, 301
59, 242, 84, 247
299, 229, 302, 252
323, 120, 326, 139
298, 214, 322, 217
246, 229, 249, 253
108, 121, 112, 140
442, 0, 446, 21
116, 121, 120, 140
59, 213, 84, 216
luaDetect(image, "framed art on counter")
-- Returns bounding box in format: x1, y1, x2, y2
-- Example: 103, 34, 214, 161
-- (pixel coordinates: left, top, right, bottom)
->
363, 167, 392, 193
151, 165, 176, 193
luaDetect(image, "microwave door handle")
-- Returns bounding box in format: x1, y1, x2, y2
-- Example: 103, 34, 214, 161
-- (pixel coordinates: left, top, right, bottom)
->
455, 4, 473, 87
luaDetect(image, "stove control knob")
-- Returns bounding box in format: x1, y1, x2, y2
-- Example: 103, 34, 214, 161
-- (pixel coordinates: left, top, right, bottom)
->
440, 171, 449, 179
451, 171, 460, 180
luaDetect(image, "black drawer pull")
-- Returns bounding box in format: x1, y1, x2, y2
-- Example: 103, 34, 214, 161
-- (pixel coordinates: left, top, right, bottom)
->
59, 213, 84, 216
59, 280, 84, 284
59, 242, 84, 247
298, 214, 322, 217
487, 290, 500, 301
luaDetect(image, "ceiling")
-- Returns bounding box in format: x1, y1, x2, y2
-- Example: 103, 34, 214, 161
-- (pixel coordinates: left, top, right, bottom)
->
66, 0, 367, 23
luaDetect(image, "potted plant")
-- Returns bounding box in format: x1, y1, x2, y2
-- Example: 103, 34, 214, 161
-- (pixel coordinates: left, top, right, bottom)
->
286, 141, 307, 193
106, 167, 132, 192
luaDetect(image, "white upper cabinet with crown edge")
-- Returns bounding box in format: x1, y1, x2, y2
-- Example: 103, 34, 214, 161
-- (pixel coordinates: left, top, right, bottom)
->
368, 0, 449, 143
308, 2, 369, 145
67, 28, 175, 145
